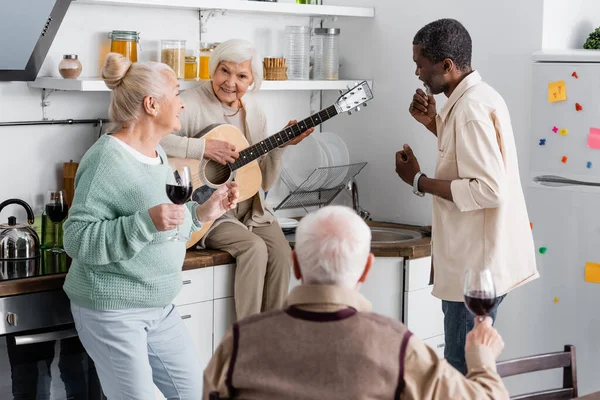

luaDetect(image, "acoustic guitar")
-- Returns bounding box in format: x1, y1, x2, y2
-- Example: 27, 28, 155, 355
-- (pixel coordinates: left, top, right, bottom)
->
167, 80, 374, 248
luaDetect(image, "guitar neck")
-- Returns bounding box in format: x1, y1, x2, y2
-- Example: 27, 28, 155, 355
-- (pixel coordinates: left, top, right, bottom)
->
230, 104, 339, 171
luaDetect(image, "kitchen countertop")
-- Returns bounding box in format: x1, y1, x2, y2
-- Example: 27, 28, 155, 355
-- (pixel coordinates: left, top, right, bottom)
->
0, 221, 430, 297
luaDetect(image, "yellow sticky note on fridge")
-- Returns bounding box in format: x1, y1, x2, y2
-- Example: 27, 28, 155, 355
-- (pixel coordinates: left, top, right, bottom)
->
585, 262, 600, 283
548, 80, 567, 102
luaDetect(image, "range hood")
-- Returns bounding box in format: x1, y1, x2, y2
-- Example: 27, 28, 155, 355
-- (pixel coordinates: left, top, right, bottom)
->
0, 0, 73, 82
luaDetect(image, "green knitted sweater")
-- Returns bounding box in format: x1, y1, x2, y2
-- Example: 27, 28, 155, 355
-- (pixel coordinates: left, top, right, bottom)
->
63, 135, 202, 310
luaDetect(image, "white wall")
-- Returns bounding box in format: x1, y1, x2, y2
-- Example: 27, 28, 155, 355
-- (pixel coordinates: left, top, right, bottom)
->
323, 0, 544, 226
543, 0, 600, 49
0, 2, 330, 222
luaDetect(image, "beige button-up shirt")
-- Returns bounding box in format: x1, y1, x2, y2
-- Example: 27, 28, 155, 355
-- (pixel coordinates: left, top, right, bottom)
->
204, 284, 509, 399
432, 71, 538, 301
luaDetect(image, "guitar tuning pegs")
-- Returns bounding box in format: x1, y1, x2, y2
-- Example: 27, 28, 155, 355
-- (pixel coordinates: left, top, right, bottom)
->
355, 106, 361, 112
363, 103, 367, 107
339, 90, 344, 95
348, 110, 352, 115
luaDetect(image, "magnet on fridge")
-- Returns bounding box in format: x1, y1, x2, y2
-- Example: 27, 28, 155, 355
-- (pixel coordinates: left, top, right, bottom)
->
561, 156, 568, 163
530, 222, 533, 229
587, 161, 593, 169
552, 126, 559, 133
559, 129, 569, 136
576, 103, 583, 111
539, 246, 548, 254
554, 297, 559, 304
539, 139, 546, 146
572, 71, 579, 79
585, 262, 600, 284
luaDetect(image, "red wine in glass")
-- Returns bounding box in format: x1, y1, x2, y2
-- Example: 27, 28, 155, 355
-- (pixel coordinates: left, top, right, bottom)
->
166, 166, 192, 242
46, 203, 69, 223
463, 268, 497, 321
166, 184, 192, 205
464, 290, 497, 317
45, 190, 68, 254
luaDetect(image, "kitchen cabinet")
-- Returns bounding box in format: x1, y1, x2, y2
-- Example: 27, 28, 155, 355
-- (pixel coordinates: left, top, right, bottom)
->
155, 300, 213, 400
403, 256, 444, 342
213, 297, 236, 353
360, 257, 404, 320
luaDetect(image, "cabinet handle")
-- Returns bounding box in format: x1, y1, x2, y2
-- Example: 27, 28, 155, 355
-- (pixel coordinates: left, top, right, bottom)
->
181, 315, 191, 320
182, 280, 192, 285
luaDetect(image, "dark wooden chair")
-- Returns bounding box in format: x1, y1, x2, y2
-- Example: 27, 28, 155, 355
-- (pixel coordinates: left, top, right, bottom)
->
496, 345, 578, 400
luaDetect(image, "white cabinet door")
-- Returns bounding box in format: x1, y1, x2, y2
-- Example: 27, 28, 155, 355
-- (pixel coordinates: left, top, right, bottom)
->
177, 301, 214, 370
173, 267, 214, 306
213, 297, 236, 352
404, 256, 432, 291
359, 257, 404, 320
404, 285, 444, 339
155, 301, 213, 399
214, 263, 235, 299
423, 334, 446, 359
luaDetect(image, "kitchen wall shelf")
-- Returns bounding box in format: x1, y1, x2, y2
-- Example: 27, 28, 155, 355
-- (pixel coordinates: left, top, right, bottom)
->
28, 77, 372, 92
75, 0, 375, 18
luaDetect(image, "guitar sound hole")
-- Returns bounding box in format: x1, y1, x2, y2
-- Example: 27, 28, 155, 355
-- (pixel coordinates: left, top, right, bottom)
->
204, 160, 232, 186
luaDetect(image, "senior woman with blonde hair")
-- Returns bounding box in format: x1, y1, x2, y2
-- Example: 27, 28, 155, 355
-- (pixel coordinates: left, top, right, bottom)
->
161, 38, 313, 320
63, 52, 238, 399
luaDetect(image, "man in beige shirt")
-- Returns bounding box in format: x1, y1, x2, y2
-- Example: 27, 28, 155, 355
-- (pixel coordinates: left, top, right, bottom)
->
204, 205, 509, 399
395, 18, 538, 374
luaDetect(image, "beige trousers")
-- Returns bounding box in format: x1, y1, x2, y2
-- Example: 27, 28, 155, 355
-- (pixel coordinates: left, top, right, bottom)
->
204, 220, 291, 320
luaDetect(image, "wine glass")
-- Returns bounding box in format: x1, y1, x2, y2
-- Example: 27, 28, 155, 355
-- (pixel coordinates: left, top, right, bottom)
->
463, 268, 497, 322
166, 165, 192, 242
45, 190, 68, 254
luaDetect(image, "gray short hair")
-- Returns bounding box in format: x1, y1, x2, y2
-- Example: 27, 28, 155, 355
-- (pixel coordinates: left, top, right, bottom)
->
209, 39, 263, 91
413, 18, 472, 71
295, 206, 371, 288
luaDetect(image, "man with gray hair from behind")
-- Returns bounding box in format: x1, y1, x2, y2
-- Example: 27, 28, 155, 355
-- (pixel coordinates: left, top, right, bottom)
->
204, 205, 509, 399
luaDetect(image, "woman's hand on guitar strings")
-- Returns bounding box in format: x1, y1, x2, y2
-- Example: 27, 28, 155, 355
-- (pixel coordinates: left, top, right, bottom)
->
205, 139, 240, 165
196, 182, 240, 223
279, 120, 315, 148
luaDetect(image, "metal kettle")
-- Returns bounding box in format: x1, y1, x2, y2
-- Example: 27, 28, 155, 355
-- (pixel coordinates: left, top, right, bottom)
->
0, 199, 40, 260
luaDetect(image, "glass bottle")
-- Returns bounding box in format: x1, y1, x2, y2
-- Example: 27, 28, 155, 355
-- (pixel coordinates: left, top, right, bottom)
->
58, 54, 82, 79
312, 28, 340, 80
199, 44, 213, 80
108, 31, 140, 62
161, 40, 186, 79
284, 26, 310, 80
185, 56, 198, 79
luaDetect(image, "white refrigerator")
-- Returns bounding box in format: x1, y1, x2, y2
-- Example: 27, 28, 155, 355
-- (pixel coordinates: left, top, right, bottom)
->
527, 49, 600, 395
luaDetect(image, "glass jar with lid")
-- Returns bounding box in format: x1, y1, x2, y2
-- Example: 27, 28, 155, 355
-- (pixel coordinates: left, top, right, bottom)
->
199, 43, 213, 80
108, 30, 140, 62
161, 40, 186, 79
312, 28, 340, 80
185, 56, 198, 80
58, 54, 82, 79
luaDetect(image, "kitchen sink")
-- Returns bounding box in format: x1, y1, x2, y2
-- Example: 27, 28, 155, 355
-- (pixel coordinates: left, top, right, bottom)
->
284, 226, 423, 244
369, 227, 423, 243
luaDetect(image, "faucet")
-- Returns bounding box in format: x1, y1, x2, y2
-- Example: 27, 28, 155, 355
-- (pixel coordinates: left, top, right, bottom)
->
348, 179, 371, 221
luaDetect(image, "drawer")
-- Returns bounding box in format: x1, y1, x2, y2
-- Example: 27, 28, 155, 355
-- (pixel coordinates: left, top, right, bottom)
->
214, 263, 235, 299
173, 267, 213, 306
404, 256, 432, 291
403, 285, 444, 339
423, 334, 445, 359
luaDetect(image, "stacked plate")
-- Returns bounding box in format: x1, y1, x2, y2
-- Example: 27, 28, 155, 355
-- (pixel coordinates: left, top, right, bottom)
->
281, 132, 349, 189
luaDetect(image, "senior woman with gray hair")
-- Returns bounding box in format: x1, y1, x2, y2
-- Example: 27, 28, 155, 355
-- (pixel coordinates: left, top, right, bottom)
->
204, 205, 510, 399
161, 39, 313, 320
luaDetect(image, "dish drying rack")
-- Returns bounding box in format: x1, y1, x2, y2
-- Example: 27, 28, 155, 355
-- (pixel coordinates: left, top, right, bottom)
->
274, 162, 367, 212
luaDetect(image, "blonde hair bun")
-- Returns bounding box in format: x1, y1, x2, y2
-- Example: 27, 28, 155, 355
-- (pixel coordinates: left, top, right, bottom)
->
102, 52, 132, 90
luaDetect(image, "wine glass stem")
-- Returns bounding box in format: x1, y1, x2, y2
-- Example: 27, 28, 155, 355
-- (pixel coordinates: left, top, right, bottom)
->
54, 222, 60, 249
